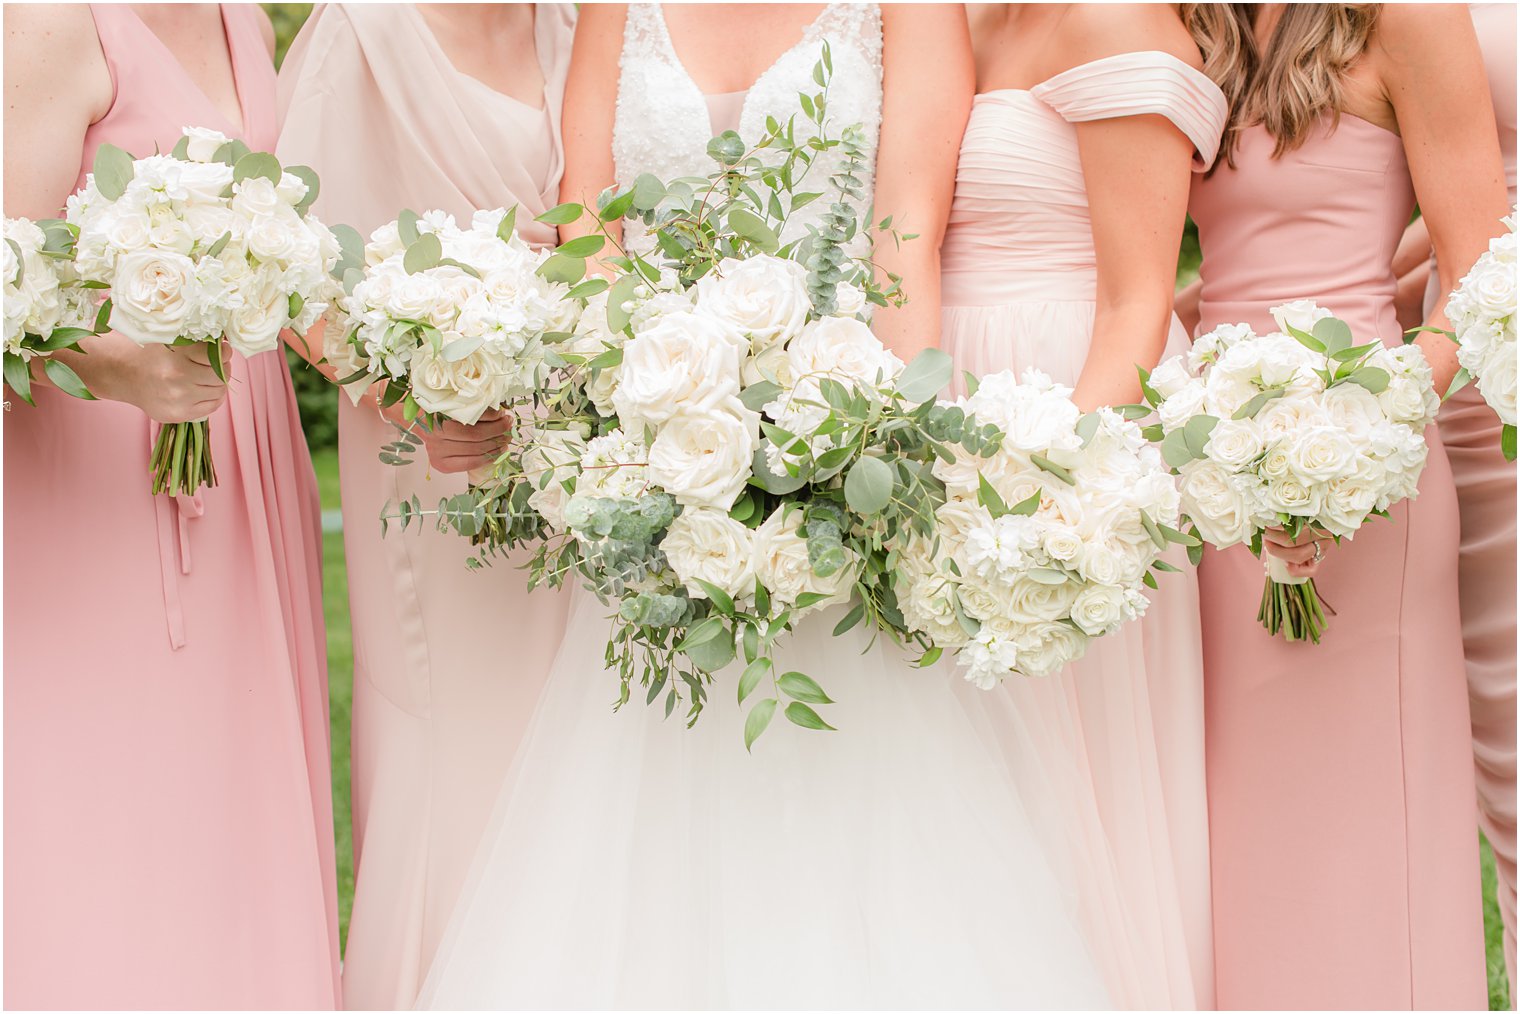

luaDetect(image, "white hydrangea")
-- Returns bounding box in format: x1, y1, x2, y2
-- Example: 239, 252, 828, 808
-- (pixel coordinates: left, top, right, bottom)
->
1446, 211, 1516, 426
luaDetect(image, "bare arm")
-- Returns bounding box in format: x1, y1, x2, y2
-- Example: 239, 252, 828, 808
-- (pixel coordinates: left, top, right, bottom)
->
869, 4, 974, 361
557, 5, 627, 251
4, 5, 224, 421
1378, 5, 1508, 389
1174, 277, 1202, 338
1391, 215, 1432, 332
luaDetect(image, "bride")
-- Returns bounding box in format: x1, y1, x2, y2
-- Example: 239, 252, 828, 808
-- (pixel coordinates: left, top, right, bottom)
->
420, 5, 1111, 1007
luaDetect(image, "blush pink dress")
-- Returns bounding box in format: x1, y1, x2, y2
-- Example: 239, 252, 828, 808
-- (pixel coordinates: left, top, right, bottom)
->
940, 52, 1225, 1010
276, 5, 576, 1008
2, 6, 339, 1009
1191, 115, 1487, 1009
1424, 3, 1517, 988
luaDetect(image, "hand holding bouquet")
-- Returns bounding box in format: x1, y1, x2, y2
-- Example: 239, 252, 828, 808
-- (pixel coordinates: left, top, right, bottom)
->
1143, 301, 1438, 642
67, 126, 342, 496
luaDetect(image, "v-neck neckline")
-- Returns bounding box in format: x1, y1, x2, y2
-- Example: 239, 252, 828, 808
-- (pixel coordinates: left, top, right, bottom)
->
651, 3, 834, 137
128, 4, 250, 139
414, 4, 549, 114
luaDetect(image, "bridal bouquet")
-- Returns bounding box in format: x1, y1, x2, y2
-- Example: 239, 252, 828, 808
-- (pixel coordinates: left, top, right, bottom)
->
1439, 210, 1516, 459
898, 370, 1187, 688
326, 207, 580, 441
4, 215, 104, 404
1144, 301, 1438, 642
67, 127, 342, 495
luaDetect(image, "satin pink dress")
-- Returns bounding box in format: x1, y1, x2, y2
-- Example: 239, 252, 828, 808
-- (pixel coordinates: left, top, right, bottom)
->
276, 5, 576, 1007
1425, 3, 1518, 989
940, 53, 1225, 1010
2, 6, 339, 1009
1191, 115, 1487, 1009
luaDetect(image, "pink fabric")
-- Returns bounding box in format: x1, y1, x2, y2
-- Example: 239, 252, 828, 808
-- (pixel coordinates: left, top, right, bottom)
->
939, 53, 1226, 1010
1424, 5, 1517, 990
1191, 114, 1487, 1009
2, 5, 338, 1009
276, 5, 577, 1008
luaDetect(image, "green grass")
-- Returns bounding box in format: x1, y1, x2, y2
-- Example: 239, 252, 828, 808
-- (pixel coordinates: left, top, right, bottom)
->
309, 448, 1510, 1007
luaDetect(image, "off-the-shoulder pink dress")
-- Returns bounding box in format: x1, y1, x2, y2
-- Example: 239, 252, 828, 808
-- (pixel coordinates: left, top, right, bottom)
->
940, 52, 1226, 1010
1191, 115, 1486, 1008
276, 5, 577, 1007
2, 5, 338, 1009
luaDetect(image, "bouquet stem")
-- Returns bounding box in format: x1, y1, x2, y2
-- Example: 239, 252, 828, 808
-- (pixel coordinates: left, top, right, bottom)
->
1257, 554, 1329, 643
150, 420, 216, 497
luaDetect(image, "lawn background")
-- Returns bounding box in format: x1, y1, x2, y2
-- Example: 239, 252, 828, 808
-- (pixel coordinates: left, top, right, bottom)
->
267, 4, 1509, 1008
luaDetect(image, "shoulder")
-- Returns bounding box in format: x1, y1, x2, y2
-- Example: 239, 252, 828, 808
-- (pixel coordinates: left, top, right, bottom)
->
4, 4, 110, 113
882, 3, 969, 36
5, 3, 101, 55
1056, 3, 1203, 72
1371, 3, 1474, 60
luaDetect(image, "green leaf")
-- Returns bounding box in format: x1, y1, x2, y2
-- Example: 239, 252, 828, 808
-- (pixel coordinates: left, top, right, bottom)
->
793, 591, 832, 610
739, 380, 781, 413
397, 209, 421, 246
232, 151, 282, 186
631, 173, 666, 211
832, 602, 866, 637
977, 473, 1010, 518
537, 254, 586, 285
535, 202, 585, 226
403, 233, 442, 275
1031, 453, 1075, 485
779, 671, 833, 705
1182, 415, 1218, 458
916, 645, 943, 668
205, 230, 233, 258
170, 135, 191, 161
1505, 424, 1518, 463
568, 277, 609, 300
92, 143, 135, 201
206, 339, 227, 383
784, 701, 835, 731
728, 208, 780, 253
286, 165, 320, 215
1442, 366, 1472, 402
598, 190, 635, 222
1346, 367, 1390, 394
1161, 427, 1195, 469
707, 131, 745, 166
694, 579, 735, 615
896, 348, 953, 403
1140, 510, 1167, 550
5, 239, 23, 285
1312, 316, 1354, 354
744, 698, 777, 751
676, 616, 724, 652
587, 347, 623, 371
686, 629, 736, 673
4, 353, 33, 404
496, 206, 518, 242
738, 658, 771, 704
42, 358, 94, 400
1075, 412, 1100, 447
1009, 489, 1042, 516
1159, 523, 1201, 547
556, 234, 605, 258
1232, 388, 1285, 420
750, 446, 807, 495
844, 455, 893, 514
605, 273, 641, 334
213, 139, 251, 165
287, 291, 305, 322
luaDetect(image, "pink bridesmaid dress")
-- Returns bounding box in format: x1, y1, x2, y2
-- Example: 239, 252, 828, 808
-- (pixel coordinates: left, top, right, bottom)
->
939, 53, 1225, 1010
2, 6, 339, 1009
1191, 115, 1487, 1008
276, 5, 576, 1007
1425, 3, 1517, 990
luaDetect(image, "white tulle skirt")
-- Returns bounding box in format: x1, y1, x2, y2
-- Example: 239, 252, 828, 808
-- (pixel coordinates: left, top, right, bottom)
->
417, 592, 1112, 1010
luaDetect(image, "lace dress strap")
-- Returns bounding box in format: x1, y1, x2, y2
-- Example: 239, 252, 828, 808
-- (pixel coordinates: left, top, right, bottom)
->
809, 3, 882, 75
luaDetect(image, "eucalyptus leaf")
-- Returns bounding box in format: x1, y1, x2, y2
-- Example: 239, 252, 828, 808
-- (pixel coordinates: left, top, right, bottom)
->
631, 173, 666, 211
605, 273, 641, 333
403, 233, 443, 275
1312, 316, 1354, 354
686, 627, 737, 673
897, 347, 953, 404
286, 165, 321, 214
844, 455, 893, 514
1346, 366, 1390, 394
232, 151, 282, 186
728, 208, 780, 253
92, 143, 135, 201
739, 380, 781, 413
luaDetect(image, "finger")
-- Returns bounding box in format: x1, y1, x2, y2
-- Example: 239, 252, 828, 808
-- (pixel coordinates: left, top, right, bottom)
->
1265, 542, 1315, 564
1262, 528, 1300, 547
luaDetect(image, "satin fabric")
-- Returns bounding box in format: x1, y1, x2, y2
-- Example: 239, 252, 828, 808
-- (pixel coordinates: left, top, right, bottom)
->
1192, 114, 1487, 1009
3, 6, 339, 1008
275, 6, 576, 1008
939, 52, 1225, 1010
1422, 5, 1517, 993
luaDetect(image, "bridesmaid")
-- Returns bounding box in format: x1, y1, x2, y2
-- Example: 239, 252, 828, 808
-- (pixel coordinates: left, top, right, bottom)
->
2, 4, 338, 1008
1181, 3, 1508, 1007
1392, 3, 1517, 991
944, 4, 1223, 1007
276, 5, 576, 1008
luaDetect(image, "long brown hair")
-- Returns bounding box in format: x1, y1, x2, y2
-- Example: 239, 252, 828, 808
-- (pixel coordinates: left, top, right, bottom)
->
1181, 4, 1381, 168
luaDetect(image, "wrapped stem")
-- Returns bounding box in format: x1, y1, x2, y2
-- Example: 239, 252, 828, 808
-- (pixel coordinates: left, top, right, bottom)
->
150, 420, 217, 497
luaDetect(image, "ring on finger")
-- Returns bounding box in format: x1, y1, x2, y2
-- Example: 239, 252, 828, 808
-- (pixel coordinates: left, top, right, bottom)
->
1312, 541, 1325, 563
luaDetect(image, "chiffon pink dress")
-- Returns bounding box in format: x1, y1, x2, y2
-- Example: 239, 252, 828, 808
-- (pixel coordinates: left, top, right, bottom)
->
1424, 3, 1518, 989
1191, 114, 1487, 1009
940, 52, 1225, 1010
2, 6, 339, 1009
276, 5, 576, 1008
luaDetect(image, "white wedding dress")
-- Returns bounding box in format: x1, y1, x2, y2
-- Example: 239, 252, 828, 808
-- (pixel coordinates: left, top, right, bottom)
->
418, 6, 1112, 1008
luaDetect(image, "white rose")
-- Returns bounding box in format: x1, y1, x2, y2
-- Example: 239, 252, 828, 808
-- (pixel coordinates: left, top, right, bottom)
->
231, 176, 282, 219
1262, 476, 1322, 518
751, 507, 856, 609
741, 341, 796, 389
1286, 425, 1357, 483
1041, 524, 1085, 565
661, 508, 756, 602
225, 271, 288, 356
695, 254, 810, 351
1201, 417, 1264, 471
1001, 573, 1081, 624
1178, 459, 1254, 547
1270, 299, 1333, 336
786, 315, 904, 389
407, 341, 511, 424
645, 402, 757, 510
612, 310, 743, 430
181, 126, 231, 163
1148, 356, 1193, 398
1076, 540, 1124, 586
833, 281, 868, 317
246, 213, 302, 263
1475, 344, 1517, 424
1319, 474, 1378, 538
1070, 583, 1128, 636
1014, 621, 1089, 678
1158, 379, 1207, 433
1467, 255, 1518, 318
175, 160, 235, 205
276, 171, 310, 208
109, 248, 197, 345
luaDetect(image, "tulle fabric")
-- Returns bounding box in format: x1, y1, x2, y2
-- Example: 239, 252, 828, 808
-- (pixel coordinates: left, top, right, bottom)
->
419, 593, 1111, 1010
